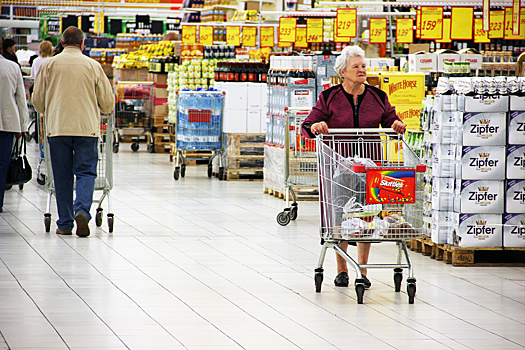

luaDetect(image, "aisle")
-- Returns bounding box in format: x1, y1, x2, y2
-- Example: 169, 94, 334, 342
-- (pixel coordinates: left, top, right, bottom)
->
0, 141, 524, 350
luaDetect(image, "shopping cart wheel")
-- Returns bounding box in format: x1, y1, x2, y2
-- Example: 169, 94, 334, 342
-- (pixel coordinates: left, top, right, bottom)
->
37, 173, 46, 186
113, 143, 119, 153
407, 278, 416, 304
107, 214, 114, 233
174, 167, 180, 180
314, 268, 324, 293
218, 167, 225, 181
393, 268, 403, 292
207, 164, 212, 178
181, 164, 186, 178
131, 142, 139, 152
44, 214, 51, 233
276, 211, 291, 226
355, 283, 365, 304
148, 144, 155, 153
95, 208, 103, 227
290, 204, 298, 220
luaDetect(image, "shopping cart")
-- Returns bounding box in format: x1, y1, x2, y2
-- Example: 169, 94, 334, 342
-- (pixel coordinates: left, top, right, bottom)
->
114, 82, 154, 153
172, 90, 225, 180
314, 129, 426, 304
276, 107, 318, 226
43, 114, 115, 233
23, 76, 39, 143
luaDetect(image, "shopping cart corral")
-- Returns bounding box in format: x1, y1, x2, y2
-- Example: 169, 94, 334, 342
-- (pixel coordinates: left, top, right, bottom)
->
173, 90, 225, 180
43, 114, 115, 233
314, 129, 426, 304
276, 107, 318, 226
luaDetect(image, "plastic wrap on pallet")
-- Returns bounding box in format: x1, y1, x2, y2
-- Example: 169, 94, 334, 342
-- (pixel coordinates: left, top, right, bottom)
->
263, 144, 286, 194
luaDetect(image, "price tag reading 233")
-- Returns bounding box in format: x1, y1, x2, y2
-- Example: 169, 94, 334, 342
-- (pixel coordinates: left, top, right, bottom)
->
366, 168, 416, 204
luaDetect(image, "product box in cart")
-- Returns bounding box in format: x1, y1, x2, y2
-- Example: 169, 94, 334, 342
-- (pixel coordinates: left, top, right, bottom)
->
459, 112, 507, 146
503, 213, 525, 247
506, 180, 525, 214
453, 213, 503, 247
454, 180, 504, 214
456, 145, 506, 180
507, 145, 525, 179
508, 111, 525, 145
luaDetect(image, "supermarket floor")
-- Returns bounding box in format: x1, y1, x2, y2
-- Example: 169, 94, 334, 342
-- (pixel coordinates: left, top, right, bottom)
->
0, 142, 524, 350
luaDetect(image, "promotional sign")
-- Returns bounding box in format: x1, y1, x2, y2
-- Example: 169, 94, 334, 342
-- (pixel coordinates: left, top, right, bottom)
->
182, 25, 196, 44
335, 8, 357, 38
474, 18, 491, 43
307, 18, 323, 42
396, 18, 413, 43
451, 7, 474, 40
242, 26, 257, 47
279, 17, 297, 42
416, 9, 421, 38
436, 18, 452, 43
504, 7, 525, 40
370, 18, 387, 43
260, 27, 274, 47
226, 26, 241, 46
420, 6, 443, 40
199, 26, 213, 45
366, 168, 416, 204
513, 0, 521, 35
489, 10, 505, 38
483, 0, 490, 31
295, 26, 308, 47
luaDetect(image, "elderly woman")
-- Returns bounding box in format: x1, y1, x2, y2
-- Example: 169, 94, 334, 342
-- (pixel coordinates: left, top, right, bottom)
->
302, 45, 405, 289
31, 40, 53, 78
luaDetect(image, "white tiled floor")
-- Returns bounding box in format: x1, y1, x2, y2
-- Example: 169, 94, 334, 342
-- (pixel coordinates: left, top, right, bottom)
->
1, 142, 524, 350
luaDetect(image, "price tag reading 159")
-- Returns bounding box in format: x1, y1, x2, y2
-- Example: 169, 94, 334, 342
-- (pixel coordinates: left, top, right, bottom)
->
420, 6, 443, 40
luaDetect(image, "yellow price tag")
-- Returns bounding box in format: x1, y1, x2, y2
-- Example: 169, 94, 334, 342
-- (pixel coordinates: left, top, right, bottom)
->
513, 0, 520, 35
436, 18, 452, 43
489, 10, 505, 38
473, 18, 491, 43
306, 18, 323, 43
182, 25, 196, 44
396, 18, 413, 43
260, 27, 274, 47
370, 18, 387, 43
226, 26, 241, 46
504, 7, 525, 40
420, 6, 443, 39
199, 26, 213, 46
242, 27, 257, 47
279, 17, 297, 42
278, 41, 292, 48
416, 9, 421, 38
295, 26, 308, 48
336, 8, 357, 38
450, 7, 473, 40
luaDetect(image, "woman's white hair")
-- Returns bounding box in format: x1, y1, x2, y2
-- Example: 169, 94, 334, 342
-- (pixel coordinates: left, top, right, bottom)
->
334, 45, 366, 78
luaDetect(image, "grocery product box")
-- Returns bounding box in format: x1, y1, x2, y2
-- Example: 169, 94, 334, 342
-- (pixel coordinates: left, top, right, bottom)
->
510, 95, 525, 111
431, 210, 454, 244
223, 82, 248, 110
247, 109, 262, 133
149, 73, 168, 85
508, 111, 525, 145
434, 50, 460, 73
463, 95, 509, 113
394, 104, 421, 130
507, 145, 525, 179
369, 58, 395, 70
223, 109, 247, 133
380, 73, 426, 105
114, 68, 138, 82
432, 178, 455, 211
247, 83, 263, 109
155, 87, 168, 99
285, 84, 316, 109
460, 53, 483, 70
454, 180, 504, 214
432, 144, 456, 177
313, 55, 337, 69
408, 52, 436, 73
433, 94, 457, 112
454, 213, 503, 247
154, 103, 168, 116
506, 180, 525, 214
461, 112, 506, 146
457, 145, 506, 180
503, 213, 525, 247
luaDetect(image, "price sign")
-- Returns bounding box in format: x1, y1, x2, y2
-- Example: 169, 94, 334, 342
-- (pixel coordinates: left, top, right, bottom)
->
306, 18, 323, 43
473, 18, 491, 43
48, 18, 60, 35
278, 41, 292, 47
279, 17, 297, 42
489, 10, 505, 38
396, 18, 413, 43
420, 6, 443, 40
369, 18, 387, 43
227, 26, 241, 46
333, 30, 350, 42
451, 7, 473, 40
199, 26, 213, 45
513, 0, 520, 35
504, 7, 525, 40
260, 27, 274, 47
436, 18, 452, 43
336, 8, 357, 38
483, 0, 490, 31
242, 26, 257, 47
416, 9, 421, 38
182, 25, 196, 44
295, 26, 308, 48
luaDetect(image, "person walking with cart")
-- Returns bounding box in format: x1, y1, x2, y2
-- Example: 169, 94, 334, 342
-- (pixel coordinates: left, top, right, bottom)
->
32, 26, 114, 237
0, 37, 29, 213
301, 45, 406, 289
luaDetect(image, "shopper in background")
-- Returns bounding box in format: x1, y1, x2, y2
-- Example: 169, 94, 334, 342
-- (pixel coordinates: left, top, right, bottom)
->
31, 41, 53, 78
2, 38, 20, 66
53, 41, 63, 56
0, 37, 29, 213
32, 26, 114, 237
301, 45, 406, 289
29, 37, 53, 68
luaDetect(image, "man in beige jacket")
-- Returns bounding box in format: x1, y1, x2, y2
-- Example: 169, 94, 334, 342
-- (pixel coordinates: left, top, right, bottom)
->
33, 26, 114, 237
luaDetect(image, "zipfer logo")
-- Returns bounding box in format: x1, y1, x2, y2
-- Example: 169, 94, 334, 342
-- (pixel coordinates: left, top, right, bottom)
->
466, 220, 495, 235
389, 80, 418, 95
511, 220, 525, 235
470, 153, 498, 168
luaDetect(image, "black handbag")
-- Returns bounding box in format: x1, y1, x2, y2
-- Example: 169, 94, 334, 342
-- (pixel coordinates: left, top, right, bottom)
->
6, 137, 32, 185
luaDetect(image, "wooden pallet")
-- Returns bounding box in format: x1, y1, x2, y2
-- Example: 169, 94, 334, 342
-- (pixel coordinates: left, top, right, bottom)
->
263, 186, 319, 201
224, 168, 263, 181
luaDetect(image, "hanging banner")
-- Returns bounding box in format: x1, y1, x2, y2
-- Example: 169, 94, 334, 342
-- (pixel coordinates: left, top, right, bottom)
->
436, 18, 452, 43
226, 26, 241, 46
307, 18, 323, 42
416, 9, 421, 38
504, 7, 525, 40
335, 8, 357, 38
182, 25, 196, 44
370, 18, 387, 43
489, 10, 505, 38
474, 18, 491, 43
420, 6, 443, 40
295, 26, 308, 48
451, 7, 474, 40
513, 0, 520, 35
260, 27, 274, 47
483, 0, 490, 31
396, 18, 413, 43
199, 26, 213, 45
279, 17, 297, 43
242, 26, 257, 47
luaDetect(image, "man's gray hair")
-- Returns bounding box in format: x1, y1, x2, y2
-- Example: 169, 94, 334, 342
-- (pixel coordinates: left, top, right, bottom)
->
334, 45, 366, 78
61, 26, 84, 46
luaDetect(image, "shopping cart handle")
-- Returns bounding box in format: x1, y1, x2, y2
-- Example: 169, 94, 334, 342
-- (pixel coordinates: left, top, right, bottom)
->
327, 128, 396, 134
